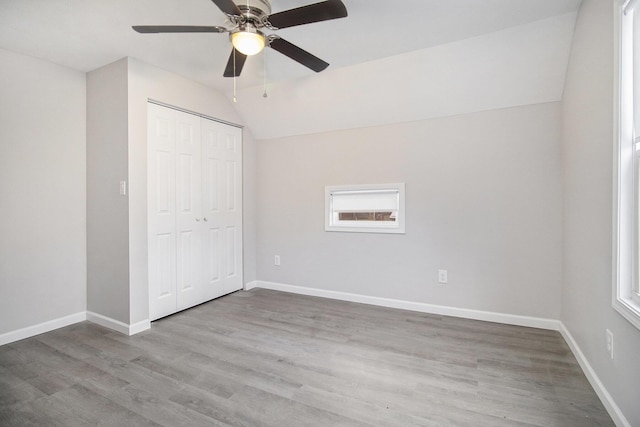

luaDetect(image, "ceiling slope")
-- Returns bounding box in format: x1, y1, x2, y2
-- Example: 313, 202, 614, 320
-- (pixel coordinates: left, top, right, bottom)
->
231, 13, 578, 140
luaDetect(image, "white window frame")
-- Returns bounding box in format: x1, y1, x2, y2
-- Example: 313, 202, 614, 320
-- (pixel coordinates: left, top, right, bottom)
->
614, 0, 640, 330
325, 183, 406, 234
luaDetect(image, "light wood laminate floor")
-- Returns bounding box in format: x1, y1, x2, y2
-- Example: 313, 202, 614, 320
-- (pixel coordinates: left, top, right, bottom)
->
0, 289, 613, 426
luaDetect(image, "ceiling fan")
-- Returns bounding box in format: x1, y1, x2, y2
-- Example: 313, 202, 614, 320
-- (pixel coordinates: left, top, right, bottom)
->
132, 0, 348, 78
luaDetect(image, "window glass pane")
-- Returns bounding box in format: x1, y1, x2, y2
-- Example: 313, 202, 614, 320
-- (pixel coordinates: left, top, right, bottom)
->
633, 8, 640, 299
634, 8, 640, 137
338, 212, 396, 221
637, 150, 640, 296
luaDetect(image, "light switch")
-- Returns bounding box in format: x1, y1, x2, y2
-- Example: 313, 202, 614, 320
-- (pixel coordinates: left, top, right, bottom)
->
120, 181, 127, 196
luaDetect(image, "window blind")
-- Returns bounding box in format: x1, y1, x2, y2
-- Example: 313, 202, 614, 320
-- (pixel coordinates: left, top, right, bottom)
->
330, 189, 399, 213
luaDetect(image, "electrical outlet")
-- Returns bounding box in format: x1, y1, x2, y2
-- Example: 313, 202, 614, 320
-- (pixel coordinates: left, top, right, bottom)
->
438, 269, 448, 284
274, 255, 280, 266
606, 329, 614, 360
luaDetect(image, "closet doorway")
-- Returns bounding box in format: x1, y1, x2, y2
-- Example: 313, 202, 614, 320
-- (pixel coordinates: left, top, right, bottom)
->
147, 102, 243, 320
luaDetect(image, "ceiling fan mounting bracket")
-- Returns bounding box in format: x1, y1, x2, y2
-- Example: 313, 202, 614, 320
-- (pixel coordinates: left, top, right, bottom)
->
231, 0, 271, 25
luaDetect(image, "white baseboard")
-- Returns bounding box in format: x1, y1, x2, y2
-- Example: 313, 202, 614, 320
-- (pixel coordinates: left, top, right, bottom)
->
244, 280, 259, 291
0, 310, 152, 346
130, 319, 151, 335
0, 311, 87, 346
251, 280, 561, 330
86, 311, 150, 336
558, 324, 630, 427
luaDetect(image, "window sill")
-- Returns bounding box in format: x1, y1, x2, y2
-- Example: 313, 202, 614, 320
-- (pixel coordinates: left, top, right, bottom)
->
613, 295, 640, 331
325, 225, 405, 234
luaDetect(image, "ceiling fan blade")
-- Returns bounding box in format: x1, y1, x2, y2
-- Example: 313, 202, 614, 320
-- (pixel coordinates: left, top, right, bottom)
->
132, 25, 227, 33
269, 37, 329, 72
267, 0, 347, 29
211, 0, 242, 16
223, 48, 248, 77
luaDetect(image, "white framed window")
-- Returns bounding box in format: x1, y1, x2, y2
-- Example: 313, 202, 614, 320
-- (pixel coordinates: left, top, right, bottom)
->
325, 183, 405, 234
614, 0, 640, 330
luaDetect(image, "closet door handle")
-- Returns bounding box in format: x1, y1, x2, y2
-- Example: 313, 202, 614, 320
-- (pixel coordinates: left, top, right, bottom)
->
195, 218, 200, 222
203, 217, 208, 222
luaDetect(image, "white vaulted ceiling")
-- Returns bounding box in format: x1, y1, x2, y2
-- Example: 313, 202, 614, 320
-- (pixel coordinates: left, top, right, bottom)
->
0, 0, 582, 138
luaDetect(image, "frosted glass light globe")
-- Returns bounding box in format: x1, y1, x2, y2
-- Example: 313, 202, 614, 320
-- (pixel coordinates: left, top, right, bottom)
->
232, 30, 265, 56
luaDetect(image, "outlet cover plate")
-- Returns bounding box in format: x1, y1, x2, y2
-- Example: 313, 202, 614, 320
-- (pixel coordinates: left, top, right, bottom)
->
438, 269, 448, 284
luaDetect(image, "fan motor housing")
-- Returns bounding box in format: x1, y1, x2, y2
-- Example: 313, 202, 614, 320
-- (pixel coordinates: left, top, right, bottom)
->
233, 0, 271, 22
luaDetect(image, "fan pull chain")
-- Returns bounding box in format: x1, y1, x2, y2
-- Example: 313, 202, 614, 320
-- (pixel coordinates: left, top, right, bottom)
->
232, 48, 238, 103
239, 0, 248, 102
263, 48, 268, 98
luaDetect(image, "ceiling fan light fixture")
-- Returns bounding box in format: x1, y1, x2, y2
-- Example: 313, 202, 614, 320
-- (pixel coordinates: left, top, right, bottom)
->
133, 0, 348, 77
231, 25, 265, 56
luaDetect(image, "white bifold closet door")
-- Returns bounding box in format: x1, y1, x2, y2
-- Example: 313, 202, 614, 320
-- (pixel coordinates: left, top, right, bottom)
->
147, 102, 243, 321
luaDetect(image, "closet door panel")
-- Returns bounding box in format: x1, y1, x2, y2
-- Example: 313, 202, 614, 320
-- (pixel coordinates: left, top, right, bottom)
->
174, 111, 204, 311
225, 225, 239, 293
148, 104, 178, 320
224, 128, 243, 293
155, 234, 174, 297
202, 119, 243, 296
201, 122, 224, 299
203, 227, 222, 300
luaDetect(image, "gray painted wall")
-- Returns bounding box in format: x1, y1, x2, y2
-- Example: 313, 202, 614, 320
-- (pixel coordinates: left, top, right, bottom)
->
0, 49, 86, 334
87, 58, 131, 323
256, 102, 563, 319
561, 0, 640, 425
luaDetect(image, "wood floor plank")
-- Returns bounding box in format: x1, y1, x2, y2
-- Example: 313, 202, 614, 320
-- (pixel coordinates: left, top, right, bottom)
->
0, 289, 614, 426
